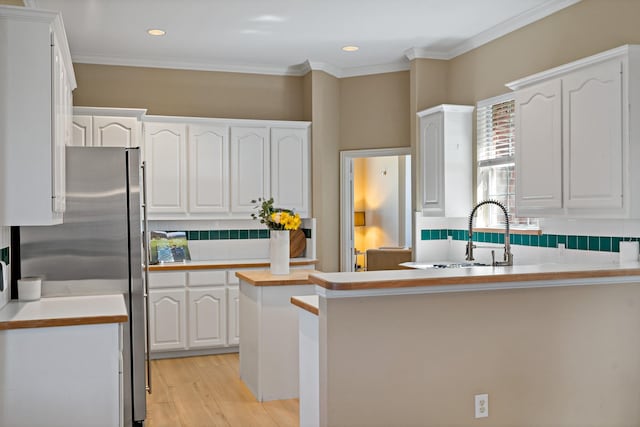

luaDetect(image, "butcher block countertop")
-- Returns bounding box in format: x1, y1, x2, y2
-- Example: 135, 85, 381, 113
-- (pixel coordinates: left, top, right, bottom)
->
309, 262, 640, 294
236, 269, 319, 286
149, 258, 318, 271
0, 294, 128, 330
290, 295, 319, 315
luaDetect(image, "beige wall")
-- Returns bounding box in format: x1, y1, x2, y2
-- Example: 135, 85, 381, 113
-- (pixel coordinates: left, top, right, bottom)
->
309, 71, 341, 272
319, 283, 640, 426
0, 0, 23, 5
339, 72, 410, 150
448, 0, 640, 104
73, 63, 306, 121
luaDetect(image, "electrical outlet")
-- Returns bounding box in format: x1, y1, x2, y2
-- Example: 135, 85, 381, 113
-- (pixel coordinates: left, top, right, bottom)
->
475, 394, 488, 418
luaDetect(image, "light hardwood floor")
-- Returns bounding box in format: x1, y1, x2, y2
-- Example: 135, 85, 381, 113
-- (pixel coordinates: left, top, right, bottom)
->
146, 353, 299, 427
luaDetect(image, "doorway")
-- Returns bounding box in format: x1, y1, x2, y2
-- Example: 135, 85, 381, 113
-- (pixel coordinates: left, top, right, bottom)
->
340, 148, 412, 272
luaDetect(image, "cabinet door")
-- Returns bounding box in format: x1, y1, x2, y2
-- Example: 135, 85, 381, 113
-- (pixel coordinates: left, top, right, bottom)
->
145, 122, 188, 214
93, 116, 139, 148
230, 127, 269, 213
227, 287, 240, 346
71, 116, 92, 147
562, 59, 623, 210
188, 125, 229, 213
271, 127, 310, 216
149, 289, 187, 352
514, 79, 563, 214
419, 112, 444, 214
188, 287, 226, 348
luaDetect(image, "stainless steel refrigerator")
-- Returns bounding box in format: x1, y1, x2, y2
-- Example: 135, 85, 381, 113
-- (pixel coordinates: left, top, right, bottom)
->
18, 147, 149, 426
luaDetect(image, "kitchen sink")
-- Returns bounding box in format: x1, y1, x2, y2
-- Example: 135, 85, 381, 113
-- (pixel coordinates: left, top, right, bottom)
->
430, 262, 489, 268
401, 261, 490, 270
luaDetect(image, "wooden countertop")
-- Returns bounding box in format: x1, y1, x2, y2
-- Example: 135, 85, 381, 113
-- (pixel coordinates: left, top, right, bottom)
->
290, 295, 319, 315
149, 258, 318, 271
236, 269, 319, 286
309, 262, 640, 292
0, 294, 128, 330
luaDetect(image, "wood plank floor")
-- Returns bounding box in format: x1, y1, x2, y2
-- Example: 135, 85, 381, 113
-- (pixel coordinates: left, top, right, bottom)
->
146, 353, 299, 427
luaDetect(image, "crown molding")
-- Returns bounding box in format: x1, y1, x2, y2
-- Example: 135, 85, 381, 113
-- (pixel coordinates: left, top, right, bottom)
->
506, 44, 637, 90
293, 60, 410, 79
407, 0, 582, 61
417, 104, 474, 118
72, 53, 307, 77
404, 47, 450, 61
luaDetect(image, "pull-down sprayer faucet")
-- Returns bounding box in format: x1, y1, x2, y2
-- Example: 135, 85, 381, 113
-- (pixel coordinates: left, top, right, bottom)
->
465, 200, 513, 266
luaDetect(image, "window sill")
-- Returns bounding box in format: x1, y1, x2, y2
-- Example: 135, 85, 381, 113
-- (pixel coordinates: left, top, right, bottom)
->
473, 227, 541, 236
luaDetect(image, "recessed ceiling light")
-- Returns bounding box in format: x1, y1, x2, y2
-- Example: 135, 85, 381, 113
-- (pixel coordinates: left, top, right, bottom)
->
147, 29, 166, 36
252, 15, 286, 23
342, 45, 359, 52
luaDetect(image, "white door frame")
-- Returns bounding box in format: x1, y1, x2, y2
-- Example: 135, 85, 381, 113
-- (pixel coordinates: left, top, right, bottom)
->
340, 147, 412, 272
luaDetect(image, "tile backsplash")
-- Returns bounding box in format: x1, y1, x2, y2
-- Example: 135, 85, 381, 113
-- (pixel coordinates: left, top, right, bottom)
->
420, 229, 637, 253
149, 219, 316, 261
184, 228, 312, 241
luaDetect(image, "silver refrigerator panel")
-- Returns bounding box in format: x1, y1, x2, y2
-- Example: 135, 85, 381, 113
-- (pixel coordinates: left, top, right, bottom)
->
126, 148, 147, 423
19, 147, 146, 426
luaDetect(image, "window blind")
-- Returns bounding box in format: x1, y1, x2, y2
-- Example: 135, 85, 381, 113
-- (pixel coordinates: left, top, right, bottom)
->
476, 93, 537, 228
477, 98, 515, 166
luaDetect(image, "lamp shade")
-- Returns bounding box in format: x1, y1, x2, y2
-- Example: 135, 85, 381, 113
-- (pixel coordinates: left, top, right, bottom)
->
354, 211, 366, 227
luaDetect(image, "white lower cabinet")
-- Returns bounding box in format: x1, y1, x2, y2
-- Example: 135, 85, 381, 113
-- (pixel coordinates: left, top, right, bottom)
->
227, 287, 240, 346
188, 287, 226, 348
149, 289, 187, 352
148, 270, 245, 355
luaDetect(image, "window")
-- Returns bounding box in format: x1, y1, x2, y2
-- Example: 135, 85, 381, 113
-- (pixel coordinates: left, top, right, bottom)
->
476, 94, 537, 229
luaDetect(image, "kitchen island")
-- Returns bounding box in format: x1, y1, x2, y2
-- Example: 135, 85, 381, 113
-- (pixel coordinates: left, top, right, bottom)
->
237, 269, 318, 402
306, 262, 640, 427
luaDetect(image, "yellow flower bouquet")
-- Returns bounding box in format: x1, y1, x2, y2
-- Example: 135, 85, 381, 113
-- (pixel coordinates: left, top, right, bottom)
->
251, 197, 301, 230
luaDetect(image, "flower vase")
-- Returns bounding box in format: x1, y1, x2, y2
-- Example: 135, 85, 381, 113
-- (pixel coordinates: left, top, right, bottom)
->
270, 230, 290, 275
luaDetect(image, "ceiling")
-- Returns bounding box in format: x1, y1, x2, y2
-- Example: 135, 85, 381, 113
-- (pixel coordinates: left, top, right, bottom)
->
28, 0, 581, 78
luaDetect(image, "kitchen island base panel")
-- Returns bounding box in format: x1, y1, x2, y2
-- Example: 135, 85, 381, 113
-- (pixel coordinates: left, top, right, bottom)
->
317, 282, 640, 427
239, 281, 315, 401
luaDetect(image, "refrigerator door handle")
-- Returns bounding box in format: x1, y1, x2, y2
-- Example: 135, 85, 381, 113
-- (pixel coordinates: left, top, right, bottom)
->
141, 160, 152, 394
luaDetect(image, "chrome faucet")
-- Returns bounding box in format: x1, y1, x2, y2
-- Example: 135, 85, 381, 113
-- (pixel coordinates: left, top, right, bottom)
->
465, 200, 513, 266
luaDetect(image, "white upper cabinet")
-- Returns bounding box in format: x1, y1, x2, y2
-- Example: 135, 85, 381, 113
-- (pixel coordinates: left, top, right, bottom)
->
188, 125, 229, 213
71, 116, 92, 147
143, 117, 310, 219
271, 127, 311, 217
92, 116, 140, 147
514, 79, 563, 213
0, 7, 76, 226
231, 127, 270, 213
417, 105, 474, 217
145, 122, 188, 214
509, 45, 638, 218
562, 60, 622, 210
72, 108, 146, 148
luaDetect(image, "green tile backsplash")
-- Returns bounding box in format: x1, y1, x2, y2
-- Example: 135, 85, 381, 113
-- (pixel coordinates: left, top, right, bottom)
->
420, 229, 639, 253
1, 246, 9, 265
178, 228, 312, 241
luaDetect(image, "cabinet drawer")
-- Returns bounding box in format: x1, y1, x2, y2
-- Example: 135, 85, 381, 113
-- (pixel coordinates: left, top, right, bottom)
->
148, 271, 187, 289
188, 270, 226, 287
